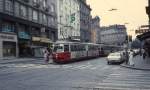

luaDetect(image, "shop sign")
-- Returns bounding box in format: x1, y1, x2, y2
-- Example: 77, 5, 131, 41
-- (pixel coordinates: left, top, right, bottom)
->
32, 37, 41, 41
40, 38, 52, 43
18, 32, 30, 39
32, 37, 52, 43
0, 33, 17, 41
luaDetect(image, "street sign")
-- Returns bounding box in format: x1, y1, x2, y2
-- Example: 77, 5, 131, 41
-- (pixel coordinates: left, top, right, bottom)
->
70, 13, 75, 23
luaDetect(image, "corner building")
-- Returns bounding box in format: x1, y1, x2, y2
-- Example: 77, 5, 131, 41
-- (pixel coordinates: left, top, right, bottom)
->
57, 0, 80, 41
0, 0, 57, 58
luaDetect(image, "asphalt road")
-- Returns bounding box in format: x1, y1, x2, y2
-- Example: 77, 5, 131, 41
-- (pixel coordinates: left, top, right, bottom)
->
0, 58, 150, 90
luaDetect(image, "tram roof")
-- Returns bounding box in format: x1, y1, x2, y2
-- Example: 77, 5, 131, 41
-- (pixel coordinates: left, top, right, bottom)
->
54, 41, 100, 45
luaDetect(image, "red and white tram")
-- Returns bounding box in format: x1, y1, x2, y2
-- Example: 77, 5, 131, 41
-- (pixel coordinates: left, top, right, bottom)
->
52, 41, 101, 63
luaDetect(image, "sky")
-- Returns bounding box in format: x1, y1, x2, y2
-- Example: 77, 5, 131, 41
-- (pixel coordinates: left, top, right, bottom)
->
87, 0, 149, 37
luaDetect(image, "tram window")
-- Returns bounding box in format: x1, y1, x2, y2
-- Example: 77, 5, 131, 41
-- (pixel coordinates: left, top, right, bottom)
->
53, 46, 63, 52
71, 45, 75, 51
64, 45, 69, 52
71, 45, 77, 51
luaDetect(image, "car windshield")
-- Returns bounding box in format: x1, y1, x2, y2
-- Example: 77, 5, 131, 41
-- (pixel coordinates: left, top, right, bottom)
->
110, 53, 120, 56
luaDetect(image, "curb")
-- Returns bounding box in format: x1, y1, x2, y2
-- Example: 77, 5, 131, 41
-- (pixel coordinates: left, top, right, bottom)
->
120, 63, 150, 71
0, 58, 43, 64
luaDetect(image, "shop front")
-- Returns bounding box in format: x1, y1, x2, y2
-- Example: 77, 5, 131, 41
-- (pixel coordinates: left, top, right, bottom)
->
137, 31, 150, 57
0, 33, 18, 59
31, 37, 53, 57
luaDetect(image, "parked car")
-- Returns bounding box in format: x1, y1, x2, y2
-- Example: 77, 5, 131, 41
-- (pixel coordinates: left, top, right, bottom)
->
107, 52, 124, 65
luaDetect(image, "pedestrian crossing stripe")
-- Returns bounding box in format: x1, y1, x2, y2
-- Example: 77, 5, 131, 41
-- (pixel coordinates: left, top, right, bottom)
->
0, 63, 113, 70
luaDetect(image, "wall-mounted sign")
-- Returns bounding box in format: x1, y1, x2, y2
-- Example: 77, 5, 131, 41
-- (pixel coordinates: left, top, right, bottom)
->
18, 32, 30, 39
32, 37, 41, 41
0, 33, 17, 41
40, 38, 52, 43
32, 37, 52, 43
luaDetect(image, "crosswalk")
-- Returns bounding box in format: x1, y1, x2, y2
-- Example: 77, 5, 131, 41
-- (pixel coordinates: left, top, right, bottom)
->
0, 63, 118, 71
94, 69, 150, 90
1, 61, 150, 90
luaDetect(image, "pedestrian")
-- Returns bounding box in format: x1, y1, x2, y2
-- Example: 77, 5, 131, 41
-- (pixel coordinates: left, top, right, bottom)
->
43, 47, 50, 64
48, 48, 52, 60
143, 52, 146, 60
142, 49, 146, 59
129, 50, 134, 66
125, 49, 129, 64
140, 48, 142, 56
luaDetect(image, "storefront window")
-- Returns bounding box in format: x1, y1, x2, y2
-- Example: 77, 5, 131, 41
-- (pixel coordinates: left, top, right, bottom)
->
3, 41, 16, 57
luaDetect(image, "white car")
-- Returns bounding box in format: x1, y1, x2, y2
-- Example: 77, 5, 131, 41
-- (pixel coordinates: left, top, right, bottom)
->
107, 52, 124, 64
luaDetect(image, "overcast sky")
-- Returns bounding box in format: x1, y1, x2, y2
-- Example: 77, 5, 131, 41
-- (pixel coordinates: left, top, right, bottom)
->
87, 0, 148, 37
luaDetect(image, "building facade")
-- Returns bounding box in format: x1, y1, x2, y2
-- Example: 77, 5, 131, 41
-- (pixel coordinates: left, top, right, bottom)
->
0, 0, 57, 58
135, 25, 150, 35
91, 16, 101, 44
100, 25, 127, 45
78, 0, 91, 42
57, 0, 80, 41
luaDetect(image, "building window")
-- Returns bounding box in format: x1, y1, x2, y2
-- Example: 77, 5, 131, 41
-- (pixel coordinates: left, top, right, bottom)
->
33, 10, 38, 21
20, 5, 27, 18
43, 0, 46, 7
43, 14, 47, 25
14, 2, 20, 16
50, 4, 55, 12
2, 22, 15, 33
5, 0, 13, 13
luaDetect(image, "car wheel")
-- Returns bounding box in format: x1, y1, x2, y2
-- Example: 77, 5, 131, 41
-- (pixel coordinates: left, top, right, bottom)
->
107, 61, 110, 65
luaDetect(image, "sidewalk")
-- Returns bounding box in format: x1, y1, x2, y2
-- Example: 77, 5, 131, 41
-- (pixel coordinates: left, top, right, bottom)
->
0, 57, 43, 64
121, 55, 150, 70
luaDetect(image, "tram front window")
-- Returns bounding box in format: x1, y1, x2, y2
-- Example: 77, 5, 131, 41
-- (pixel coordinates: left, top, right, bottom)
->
53, 46, 63, 52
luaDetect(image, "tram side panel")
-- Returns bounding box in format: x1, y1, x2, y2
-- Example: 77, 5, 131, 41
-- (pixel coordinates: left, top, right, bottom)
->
70, 44, 87, 60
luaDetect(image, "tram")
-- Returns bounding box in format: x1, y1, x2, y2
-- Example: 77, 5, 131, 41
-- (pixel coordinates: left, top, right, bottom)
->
52, 41, 101, 63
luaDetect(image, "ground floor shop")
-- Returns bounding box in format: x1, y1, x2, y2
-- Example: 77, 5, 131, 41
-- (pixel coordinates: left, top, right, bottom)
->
137, 31, 150, 57
0, 14, 57, 58
31, 37, 53, 57
0, 33, 18, 58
